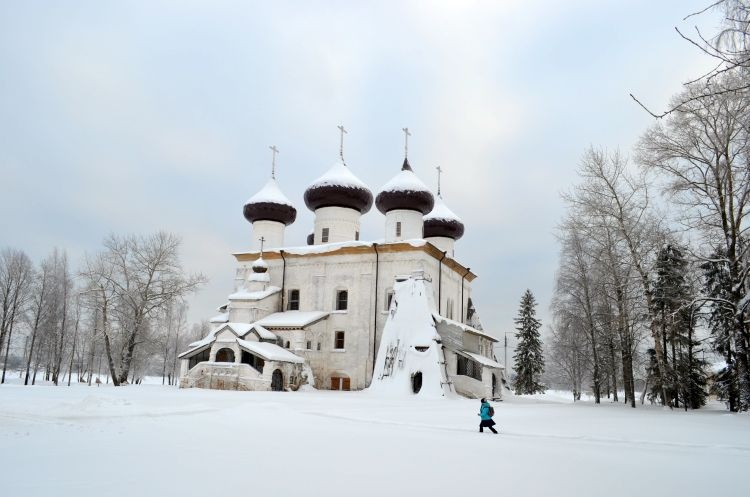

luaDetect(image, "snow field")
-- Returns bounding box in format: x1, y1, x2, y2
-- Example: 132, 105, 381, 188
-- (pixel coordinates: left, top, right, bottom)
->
1, 384, 748, 497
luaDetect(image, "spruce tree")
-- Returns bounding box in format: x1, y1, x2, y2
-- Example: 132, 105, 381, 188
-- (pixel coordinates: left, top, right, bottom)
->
652, 244, 708, 408
513, 289, 546, 394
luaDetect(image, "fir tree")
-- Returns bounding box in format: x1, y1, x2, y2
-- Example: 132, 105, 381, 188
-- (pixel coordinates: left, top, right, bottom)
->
651, 244, 708, 408
701, 248, 739, 411
513, 289, 546, 394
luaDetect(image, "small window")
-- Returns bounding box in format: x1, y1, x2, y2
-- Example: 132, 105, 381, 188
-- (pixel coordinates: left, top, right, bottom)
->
322, 228, 330, 243
396, 221, 402, 237
336, 290, 348, 311
317, 342, 321, 351
334, 331, 345, 350
385, 290, 394, 311
288, 289, 300, 310
306, 340, 312, 350
355, 231, 359, 241
285, 341, 290, 349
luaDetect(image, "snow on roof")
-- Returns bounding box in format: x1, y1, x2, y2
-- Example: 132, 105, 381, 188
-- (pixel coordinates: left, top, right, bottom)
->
252, 256, 269, 270
228, 286, 280, 301
462, 351, 504, 369
379, 169, 431, 194
237, 339, 305, 363
432, 313, 498, 342
178, 322, 254, 358
248, 324, 277, 341
245, 178, 294, 207
307, 159, 369, 190
235, 239, 428, 258
424, 196, 462, 223
255, 310, 329, 328
248, 272, 271, 283
209, 313, 229, 324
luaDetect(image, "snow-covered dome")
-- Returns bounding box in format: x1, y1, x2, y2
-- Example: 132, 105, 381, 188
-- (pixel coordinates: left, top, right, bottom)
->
251, 256, 268, 274
423, 196, 465, 240
304, 159, 373, 214
243, 178, 297, 226
375, 158, 435, 215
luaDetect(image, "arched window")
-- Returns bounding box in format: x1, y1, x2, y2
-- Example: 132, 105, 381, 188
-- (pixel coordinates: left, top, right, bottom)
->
215, 348, 235, 363
334, 331, 345, 350
336, 290, 348, 311
288, 289, 300, 310
412, 372, 423, 394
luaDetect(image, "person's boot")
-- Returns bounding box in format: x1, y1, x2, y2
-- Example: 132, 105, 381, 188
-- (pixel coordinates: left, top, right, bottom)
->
490, 427, 498, 434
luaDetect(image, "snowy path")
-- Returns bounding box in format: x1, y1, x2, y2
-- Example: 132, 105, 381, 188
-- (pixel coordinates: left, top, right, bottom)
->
1, 385, 748, 497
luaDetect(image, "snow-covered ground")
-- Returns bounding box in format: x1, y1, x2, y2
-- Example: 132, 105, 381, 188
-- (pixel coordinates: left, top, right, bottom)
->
1, 382, 748, 497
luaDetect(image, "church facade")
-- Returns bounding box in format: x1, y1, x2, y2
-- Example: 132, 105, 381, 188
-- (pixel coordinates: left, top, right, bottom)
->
179, 135, 505, 399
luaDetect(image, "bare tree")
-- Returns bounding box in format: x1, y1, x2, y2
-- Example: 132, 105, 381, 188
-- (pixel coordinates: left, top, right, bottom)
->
0, 248, 33, 382
631, 0, 750, 118
83, 232, 205, 385
563, 147, 671, 406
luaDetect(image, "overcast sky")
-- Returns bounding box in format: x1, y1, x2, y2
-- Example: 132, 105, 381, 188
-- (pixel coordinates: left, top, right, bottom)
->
0, 1, 720, 349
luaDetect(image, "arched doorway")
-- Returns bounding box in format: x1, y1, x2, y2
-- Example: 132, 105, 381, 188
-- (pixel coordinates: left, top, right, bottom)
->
411, 372, 423, 394
215, 348, 235, 363
271, 369, 283, 391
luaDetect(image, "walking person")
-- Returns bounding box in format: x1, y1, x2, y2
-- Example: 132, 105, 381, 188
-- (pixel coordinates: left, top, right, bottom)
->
478, 398, 498, 434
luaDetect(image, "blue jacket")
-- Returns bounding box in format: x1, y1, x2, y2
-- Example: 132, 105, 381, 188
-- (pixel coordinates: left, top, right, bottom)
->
479, 401, 492, 420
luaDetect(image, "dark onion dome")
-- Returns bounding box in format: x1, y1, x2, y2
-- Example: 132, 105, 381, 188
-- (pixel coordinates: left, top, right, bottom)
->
306, 232, 314, 245
243, 178, 297, 226
251, 256, 268, 273
423, 196, 465, 240
375, 158, 435, 215
304, 159, 373, 214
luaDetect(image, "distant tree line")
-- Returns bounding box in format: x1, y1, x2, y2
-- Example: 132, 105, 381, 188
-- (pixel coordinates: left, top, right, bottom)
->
549, 0, 749, 411
0, 232, 207, 387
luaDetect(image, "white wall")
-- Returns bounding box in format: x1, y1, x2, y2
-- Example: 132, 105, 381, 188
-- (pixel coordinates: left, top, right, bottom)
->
384, 209, 423, 242
313, 206, 361, 244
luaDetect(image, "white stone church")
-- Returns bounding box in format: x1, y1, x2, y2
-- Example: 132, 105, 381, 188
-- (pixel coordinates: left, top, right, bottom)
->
179, 134, 505, 399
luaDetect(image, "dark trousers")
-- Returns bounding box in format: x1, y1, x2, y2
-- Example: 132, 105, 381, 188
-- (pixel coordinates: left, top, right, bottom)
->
479, 419, 497, 433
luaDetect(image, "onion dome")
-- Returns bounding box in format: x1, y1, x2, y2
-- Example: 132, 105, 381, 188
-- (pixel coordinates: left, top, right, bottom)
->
251, 256, 268, 273
375, 158, 435, 215
304, 159, 373, 214
423, 196, 465, 240
243, 178, 297, 226
306, 232, 314, 245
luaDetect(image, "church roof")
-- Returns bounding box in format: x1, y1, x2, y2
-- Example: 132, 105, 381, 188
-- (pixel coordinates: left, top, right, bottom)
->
460, 351, 504, 369
237, 339, 305, 363
209, 313, 229, 324
233, 241, 477, 282
255, 310, 329, 329
303, 159, 373, 213
375, 158, 435, 215
243, 178, 297, 226
432, 313, 498, 343
423, 196, 465, 240
228, 285, 281, 301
